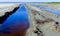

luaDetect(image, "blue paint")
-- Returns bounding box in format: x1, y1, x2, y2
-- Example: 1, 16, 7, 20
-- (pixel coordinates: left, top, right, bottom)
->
32, 5, 60, 16
0, 4, 30, 33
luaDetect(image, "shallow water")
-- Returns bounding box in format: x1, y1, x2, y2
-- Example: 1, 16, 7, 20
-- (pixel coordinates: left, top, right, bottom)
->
32, 5, 60, 16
